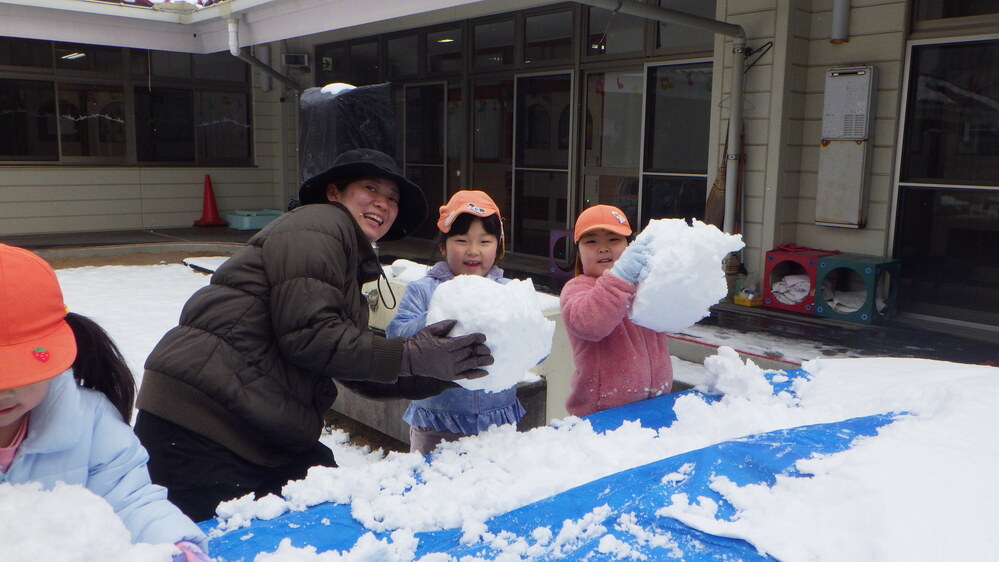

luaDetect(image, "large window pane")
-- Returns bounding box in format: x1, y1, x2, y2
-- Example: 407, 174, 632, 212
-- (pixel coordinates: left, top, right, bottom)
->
407, 165, 445, 240
516, 74, 572, 168
657, 0, 716, 52
913, 0, 999, 21
583, 174, 640, 226
584, 70, 643, 168
428, 28, 462, 74
901, 40, 999, 186
894, 186, 999, 326
473, 20, 514, 68
57, 84, 126, 158
405, 84, 445, 164
55, 43, 122, 73
132, 50, 191, 80
350, 42, 381, 86
473, 80, 514, 164
198, 91, 250, 163
587, 8, 645, 56
514, 170, 568, 255
194, 52, 248, 82
135, 87, 194, 162
472, 79, 514, 223
525, 11, 572, 64
0, 79, 57, 160
640, 175, 706, 228
316, 45, 349, 86
645, 63, 712, 173
387, 35, 419, 78
0, 37, 51, 68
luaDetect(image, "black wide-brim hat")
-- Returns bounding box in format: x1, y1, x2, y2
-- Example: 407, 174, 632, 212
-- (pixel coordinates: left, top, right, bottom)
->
299, 148, 427, 242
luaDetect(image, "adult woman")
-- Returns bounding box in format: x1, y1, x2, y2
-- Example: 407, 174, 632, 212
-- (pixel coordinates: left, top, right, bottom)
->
135, 149, 492, 521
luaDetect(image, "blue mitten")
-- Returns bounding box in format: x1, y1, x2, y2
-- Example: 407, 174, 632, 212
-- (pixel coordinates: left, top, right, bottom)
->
609, 240, 652, 284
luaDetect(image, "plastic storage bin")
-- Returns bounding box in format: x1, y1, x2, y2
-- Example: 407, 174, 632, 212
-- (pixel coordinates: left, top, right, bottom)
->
224, 209, 283, 230
762, 247, 840, 314
814, 253, 900, 324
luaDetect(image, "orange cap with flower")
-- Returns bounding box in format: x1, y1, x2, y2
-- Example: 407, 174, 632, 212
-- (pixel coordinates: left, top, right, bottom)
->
573, 204, 632, 242
0, 244, 76, 390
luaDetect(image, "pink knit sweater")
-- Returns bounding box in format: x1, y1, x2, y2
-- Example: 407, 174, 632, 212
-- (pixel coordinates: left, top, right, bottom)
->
560, 272, 673, 417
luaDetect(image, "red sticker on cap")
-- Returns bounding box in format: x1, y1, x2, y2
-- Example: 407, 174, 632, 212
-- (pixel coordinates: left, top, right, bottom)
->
32, 348, 50, 362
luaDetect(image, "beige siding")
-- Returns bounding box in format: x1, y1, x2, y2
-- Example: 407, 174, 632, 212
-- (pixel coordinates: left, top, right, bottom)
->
719, 0, 908, 282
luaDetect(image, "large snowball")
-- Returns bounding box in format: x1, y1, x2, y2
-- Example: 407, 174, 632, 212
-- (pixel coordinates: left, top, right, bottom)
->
630, 219, 744, 333
0, 482, 177, 561
426, 276, 555, 393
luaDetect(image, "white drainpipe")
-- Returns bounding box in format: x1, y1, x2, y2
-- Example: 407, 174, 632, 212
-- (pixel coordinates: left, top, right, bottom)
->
573, 0, 747, 234
226, 17, 300, 92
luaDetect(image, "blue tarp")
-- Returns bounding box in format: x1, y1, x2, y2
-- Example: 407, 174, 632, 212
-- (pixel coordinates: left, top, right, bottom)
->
202, 369, 899, 560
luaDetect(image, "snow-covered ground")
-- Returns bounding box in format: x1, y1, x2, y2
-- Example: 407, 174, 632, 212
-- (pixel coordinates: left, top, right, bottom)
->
2, 258, 996, 561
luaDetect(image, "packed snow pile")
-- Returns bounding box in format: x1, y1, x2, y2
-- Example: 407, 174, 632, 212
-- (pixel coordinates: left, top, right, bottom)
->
426, 275, 555, 392
0, 482, 178, 562
631, 219, 744, 333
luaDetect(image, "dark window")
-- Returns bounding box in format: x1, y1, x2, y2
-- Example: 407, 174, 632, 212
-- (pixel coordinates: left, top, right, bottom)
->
134, 87, 195, 162
644, 63, 712, 174
525, 11, 573, 64
428, 28, 463, 74
316, 45, 349, 86
0, 79, 58, 160
387, 35, 419, 78
901, 40, 999, 186
193, 52, 248, 82
894, 186, 999, 326
350, 42, 381, 86
473, 20, 515, 68
57, 83, 127, 158
586, 7, 646, 57
656, 0, 716, 53
0, 37, 51, 68
912, 0, 999, 21
54, 42, 123, 73
198, 91, 251, 164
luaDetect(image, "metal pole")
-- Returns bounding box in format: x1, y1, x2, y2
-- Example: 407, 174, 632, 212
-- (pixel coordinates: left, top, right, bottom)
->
723, 37, 746, 235
574, 0, 745, 38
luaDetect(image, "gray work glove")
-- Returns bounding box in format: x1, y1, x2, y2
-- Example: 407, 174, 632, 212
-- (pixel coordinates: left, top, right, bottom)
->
401, 319, 493, 381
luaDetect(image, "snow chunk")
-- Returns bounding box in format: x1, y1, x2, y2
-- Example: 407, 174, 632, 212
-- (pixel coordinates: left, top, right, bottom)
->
630, 219, 744, 333
426, 275, 555, 392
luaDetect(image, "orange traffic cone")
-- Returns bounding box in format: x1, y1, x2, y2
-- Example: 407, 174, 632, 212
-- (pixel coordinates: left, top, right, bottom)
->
193, 174, 228, 227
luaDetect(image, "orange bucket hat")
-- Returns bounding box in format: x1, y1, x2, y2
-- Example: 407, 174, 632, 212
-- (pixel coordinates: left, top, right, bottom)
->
573, 204, 632, 242
437, 190, 505, 257
0, 244, 77, 390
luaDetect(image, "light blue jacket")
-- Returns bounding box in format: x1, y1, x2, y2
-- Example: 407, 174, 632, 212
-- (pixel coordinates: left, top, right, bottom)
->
387, 262, 525, 434
1, 370, 207, 549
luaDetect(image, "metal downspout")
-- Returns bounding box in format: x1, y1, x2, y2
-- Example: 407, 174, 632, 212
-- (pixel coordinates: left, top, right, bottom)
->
573, 0, 747, 234
227, 18, 300, 92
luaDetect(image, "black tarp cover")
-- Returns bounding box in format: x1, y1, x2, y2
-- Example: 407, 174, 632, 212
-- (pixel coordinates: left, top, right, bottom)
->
298, 83, 395, 183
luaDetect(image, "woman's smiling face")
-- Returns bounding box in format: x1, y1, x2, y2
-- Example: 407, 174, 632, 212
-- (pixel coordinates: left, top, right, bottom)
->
327, 177, 400, 242
578, 228, 628, 277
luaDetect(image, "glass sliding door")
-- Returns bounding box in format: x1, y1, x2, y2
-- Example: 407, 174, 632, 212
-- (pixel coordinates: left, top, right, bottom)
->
581, 68, 644, 226
895, 38, 999, 327
640, 62, 712, 229
471, 78, 514, 223
514, 72, 572, 255
404, 82, 447, 239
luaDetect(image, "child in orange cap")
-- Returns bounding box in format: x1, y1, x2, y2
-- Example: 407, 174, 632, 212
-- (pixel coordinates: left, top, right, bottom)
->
0, 244, 208, 559
559, 205, 673, 416
387, 190, 525, 454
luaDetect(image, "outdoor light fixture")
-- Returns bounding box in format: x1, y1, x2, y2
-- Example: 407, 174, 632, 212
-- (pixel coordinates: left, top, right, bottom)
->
437, 38, 455, 43
60, 52, 86, 60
